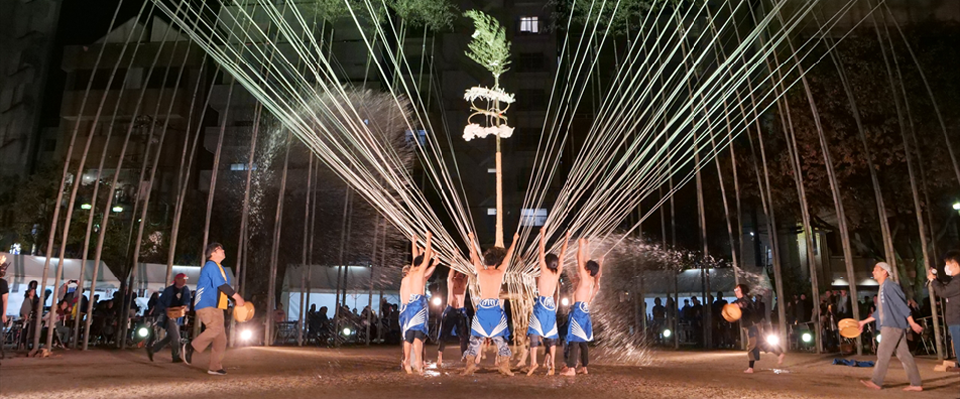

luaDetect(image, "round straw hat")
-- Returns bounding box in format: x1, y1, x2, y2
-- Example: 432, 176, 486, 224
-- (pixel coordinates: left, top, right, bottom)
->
722, 303, 742, 322
234, 302, 256, 323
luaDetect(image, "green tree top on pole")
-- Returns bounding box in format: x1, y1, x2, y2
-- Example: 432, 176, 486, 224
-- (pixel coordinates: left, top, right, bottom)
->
464, 10, 511, 86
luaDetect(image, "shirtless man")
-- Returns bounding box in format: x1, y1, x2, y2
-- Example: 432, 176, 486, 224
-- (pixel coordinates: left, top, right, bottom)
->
523, 227, 569, 376
436, 268, 469, 366
399, 233, 437, 374
462, 231, 519, 376
560, 238, 602, 377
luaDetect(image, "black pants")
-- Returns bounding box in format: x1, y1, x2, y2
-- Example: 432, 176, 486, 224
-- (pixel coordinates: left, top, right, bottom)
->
437, 307, 469, 355
565, 341, 589, 368
151, 316, 181, 357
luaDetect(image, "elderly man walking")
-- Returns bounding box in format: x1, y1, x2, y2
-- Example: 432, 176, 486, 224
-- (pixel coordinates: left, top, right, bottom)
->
857, 262, 924, 392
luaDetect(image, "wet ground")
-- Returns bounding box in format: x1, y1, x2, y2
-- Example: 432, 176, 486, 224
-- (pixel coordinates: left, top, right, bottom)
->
0, 345, 957, 398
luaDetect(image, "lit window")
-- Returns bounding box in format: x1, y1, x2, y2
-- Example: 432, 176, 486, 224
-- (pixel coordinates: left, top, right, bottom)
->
520, 208, 548, 227
520, 16, 539, 33
487, 168, 497, 173
230, 163, 257, 171
487, 208, 497, 216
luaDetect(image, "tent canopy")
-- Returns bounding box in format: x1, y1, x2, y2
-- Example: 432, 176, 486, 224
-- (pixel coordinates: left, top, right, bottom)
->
282, 264, 400, 293
1, 252, 121, 291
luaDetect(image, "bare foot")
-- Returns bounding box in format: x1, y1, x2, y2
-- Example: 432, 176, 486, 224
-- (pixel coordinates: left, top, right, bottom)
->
777, 353, 785, 366
404, 364, 413, 374
902, 386, 922, 392
859, 380, 881, 390
527, 363, 539, 376
578, 367, 588, 375
546, 367, 555, 376
743, 368, 754, 374
559, 367, 576, 376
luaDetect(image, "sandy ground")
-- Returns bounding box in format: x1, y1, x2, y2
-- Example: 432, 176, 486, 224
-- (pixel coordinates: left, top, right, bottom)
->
0, 345, 957, 399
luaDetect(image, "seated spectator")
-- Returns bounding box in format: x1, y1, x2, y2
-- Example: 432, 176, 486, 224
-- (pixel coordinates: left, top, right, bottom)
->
274, 303, 286, 323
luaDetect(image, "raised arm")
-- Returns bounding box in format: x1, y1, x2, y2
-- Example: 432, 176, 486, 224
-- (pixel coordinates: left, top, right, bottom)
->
558, 231, 570, 275
424, 257, 438, 280
501, 232, 521, 270
412, 234, 421, 259
446, 268, 455, 303
467, 232, 482, 270
576, 238, 588, 274
538, 227, 547, 273
928, 270, 960, 297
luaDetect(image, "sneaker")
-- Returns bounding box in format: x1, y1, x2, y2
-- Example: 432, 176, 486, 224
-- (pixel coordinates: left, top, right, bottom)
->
207, 369, 227, 376
146, 346, 154, 362
181, 342, 193, 365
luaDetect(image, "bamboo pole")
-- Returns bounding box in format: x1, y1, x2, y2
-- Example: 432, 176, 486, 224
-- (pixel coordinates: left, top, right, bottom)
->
692, 130, 711, 349
265, 134, 292, 346
745, 124, 788, 349
297, 156, 313, 346
196, 79, 235, 339
165, 56, 211, 288
366, 215, 380, 345
229, 101, 263, 348
333, 187, 351, 347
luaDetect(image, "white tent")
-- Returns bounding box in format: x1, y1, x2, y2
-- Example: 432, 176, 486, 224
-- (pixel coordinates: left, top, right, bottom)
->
280, 264, 400, 321
1, 252, 121, 317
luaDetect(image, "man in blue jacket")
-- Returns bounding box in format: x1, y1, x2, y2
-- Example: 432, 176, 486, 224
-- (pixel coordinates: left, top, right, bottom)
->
147, 273, 191, 362
857, 262, 923, 392
183, 243, 246, 375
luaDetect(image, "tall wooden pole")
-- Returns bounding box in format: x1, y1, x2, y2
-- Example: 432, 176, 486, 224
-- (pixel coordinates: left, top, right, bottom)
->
265, 134, 292, 346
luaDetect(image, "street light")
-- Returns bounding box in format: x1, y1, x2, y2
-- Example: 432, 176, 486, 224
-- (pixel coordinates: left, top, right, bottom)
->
953, 202, 960, 211
80, 203, 92, 210
112, 206, 124, 213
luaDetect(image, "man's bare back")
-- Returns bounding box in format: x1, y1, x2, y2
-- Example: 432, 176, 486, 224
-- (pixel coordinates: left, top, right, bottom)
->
537, 228, 569, 298
469, 232, 519, 300
400, 273, 412, 303
574, 238, 602, 304
448, 272, 467, 308
406, 233, 437, 298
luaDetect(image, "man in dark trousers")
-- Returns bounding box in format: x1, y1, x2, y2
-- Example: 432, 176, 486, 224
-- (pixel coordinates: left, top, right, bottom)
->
147, 273, 191, 362
858, 262, 923, 391
734, 284, 784, 373
928, 250, 960, 371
